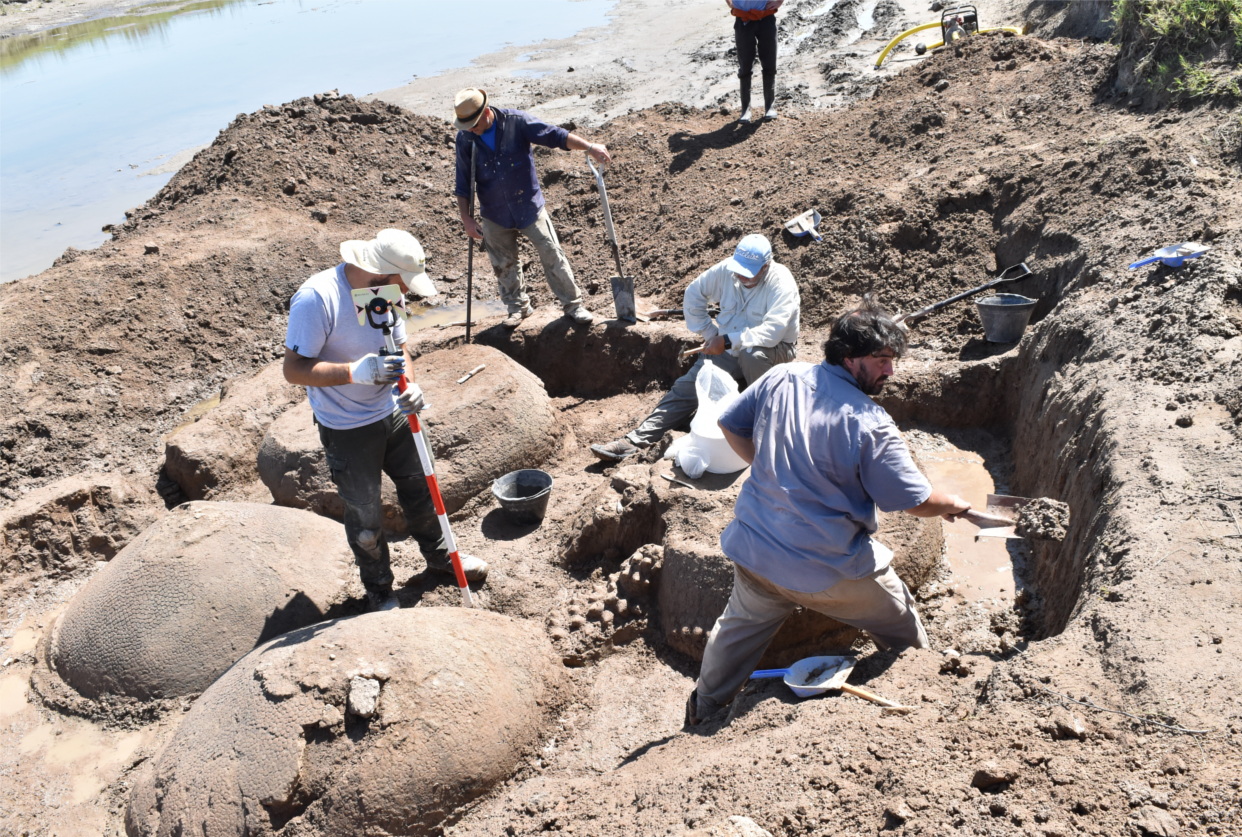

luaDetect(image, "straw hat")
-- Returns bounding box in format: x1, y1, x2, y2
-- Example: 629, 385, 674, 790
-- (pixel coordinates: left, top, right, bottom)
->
453, 88, 488, 131
339, 229, 437, 298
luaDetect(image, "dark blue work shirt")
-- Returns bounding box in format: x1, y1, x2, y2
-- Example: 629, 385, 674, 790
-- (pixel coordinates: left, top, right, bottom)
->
455, 107, 570, 231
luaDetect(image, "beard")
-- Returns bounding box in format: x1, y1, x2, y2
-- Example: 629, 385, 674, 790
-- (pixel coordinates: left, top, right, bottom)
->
860, 372, 889, 396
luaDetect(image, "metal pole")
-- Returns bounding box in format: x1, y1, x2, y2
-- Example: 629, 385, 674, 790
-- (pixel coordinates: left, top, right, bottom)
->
379, 323, 475, 608
465, 147, 476, 344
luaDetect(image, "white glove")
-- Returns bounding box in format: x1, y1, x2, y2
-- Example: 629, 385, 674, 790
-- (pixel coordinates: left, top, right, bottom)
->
393, 383, 426, 416
348, 353, 404, 385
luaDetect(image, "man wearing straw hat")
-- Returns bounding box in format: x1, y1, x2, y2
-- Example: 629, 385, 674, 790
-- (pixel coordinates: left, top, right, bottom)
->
453, 87, 610, 329
283, 229, 489, 612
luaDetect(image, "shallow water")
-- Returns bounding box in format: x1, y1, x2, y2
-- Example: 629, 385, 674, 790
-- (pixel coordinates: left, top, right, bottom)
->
921, 447, 1020, 605
0, 0, 612, 283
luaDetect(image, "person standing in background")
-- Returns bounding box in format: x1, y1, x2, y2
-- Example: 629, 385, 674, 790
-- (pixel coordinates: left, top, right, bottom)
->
726, 1, 783, 122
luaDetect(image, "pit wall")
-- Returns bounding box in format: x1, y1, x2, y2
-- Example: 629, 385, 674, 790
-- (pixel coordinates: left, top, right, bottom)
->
880, 324, 1116, 637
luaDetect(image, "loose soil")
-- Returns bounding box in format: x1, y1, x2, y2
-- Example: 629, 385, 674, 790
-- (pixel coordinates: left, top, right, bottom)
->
2, 1, 1241, 835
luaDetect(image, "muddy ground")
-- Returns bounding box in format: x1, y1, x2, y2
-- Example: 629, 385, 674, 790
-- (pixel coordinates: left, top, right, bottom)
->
2, 2, 1241, 836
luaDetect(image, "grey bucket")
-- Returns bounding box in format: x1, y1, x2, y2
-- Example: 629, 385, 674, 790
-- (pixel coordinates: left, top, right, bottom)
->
492, 469, 553, 524
976, 293, 1037, 342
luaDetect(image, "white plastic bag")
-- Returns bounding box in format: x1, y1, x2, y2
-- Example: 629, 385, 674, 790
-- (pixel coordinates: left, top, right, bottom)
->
664, 361, 749, 476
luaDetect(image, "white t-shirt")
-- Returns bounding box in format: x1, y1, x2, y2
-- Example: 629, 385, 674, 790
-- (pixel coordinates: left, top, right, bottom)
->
285, 264, 407, 430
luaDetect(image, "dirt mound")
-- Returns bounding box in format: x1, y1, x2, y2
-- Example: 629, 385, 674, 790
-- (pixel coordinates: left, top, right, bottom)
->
124, 607, 565, 837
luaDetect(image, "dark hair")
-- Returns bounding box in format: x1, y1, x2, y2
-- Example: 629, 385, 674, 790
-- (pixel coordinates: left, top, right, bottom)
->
823, 299, 907, 365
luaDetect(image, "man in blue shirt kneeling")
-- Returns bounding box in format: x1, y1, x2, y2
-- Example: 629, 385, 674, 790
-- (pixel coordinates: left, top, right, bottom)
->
685, 300, 971, 727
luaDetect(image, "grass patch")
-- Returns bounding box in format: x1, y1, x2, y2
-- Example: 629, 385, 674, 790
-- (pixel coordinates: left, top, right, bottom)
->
1112, 0, 1242, 102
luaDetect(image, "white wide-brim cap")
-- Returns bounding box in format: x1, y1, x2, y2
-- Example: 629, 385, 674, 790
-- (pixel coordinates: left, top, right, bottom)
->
340, 229, 437, 298
726, 233, 773, 279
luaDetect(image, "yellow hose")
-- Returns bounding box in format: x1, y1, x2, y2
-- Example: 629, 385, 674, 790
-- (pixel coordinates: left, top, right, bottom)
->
874, 21, 942, 69
874, 24, 1024, 69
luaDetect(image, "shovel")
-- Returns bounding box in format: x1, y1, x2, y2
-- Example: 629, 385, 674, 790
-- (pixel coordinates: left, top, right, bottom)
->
962, 493, 1043, 540
784, 208, 823, 243
750, 655, 912, 711
587, 155, 638, 323
897, 262, 1032, 328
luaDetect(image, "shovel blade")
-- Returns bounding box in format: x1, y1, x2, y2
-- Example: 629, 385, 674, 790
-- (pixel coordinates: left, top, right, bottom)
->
610, 275, 637, 323
986, 493, 1034, 516
975, 494, 1035, 540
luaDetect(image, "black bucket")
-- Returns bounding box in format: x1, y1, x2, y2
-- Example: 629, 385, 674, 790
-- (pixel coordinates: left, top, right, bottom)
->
975, 293, 1037, 343
491, 469, 553, 524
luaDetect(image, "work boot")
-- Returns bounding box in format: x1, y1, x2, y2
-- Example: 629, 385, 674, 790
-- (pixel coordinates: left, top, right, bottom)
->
566, 306, 594, 325
590, 438, 639, 462
366, 587, 400, 612
738, 75, 752, 123
502, 305, 534, 330
426, 552, 489, 583
684, 689, 702, 727
684, 688, 727, 728
761, 74, 776, 121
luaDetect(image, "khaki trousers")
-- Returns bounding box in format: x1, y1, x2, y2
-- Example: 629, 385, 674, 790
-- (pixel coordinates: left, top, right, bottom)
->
695, 562, 928, 712
480, 208, 584, 314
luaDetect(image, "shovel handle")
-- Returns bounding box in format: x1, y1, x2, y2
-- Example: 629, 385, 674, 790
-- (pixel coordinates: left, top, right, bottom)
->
679, 345, 707, 359
898, 265, 1031, 325
839, 683, 907, 709
962, 509, 1015, 527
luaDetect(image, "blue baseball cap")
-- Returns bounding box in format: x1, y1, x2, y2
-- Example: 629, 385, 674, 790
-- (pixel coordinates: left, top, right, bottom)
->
726, 234, 773, 279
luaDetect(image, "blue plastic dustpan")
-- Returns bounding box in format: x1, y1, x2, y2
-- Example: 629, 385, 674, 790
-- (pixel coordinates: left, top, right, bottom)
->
1128, 242, 1211, 270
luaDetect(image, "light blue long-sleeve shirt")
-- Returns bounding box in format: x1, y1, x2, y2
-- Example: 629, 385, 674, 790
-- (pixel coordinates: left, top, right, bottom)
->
718, 361, 931, 592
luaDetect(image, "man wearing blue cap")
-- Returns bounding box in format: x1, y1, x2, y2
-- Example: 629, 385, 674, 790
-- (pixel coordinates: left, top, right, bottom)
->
591, 233, 799, 461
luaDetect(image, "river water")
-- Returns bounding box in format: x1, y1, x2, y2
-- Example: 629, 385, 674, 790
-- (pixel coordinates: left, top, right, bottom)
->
0, 0, 612, 284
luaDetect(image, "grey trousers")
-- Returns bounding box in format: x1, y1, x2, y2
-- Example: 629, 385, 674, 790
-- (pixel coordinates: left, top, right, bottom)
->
626, 342, 795, 447
695, 563, 929, 712
317, 411, 449, 593
480, 208, 584, 314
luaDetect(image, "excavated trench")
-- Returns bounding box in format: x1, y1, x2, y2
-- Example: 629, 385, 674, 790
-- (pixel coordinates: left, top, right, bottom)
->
467, 285, 1093, 655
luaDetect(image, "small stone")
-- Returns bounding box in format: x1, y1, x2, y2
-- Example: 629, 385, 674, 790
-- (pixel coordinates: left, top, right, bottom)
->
347, 675, 381, 718
971, 759, 1020, 790
143, 243, 160, 255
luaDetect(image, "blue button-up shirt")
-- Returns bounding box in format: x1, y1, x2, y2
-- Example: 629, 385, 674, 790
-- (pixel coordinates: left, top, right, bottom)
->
455, 107, 569, 231
718, 361, 932, 592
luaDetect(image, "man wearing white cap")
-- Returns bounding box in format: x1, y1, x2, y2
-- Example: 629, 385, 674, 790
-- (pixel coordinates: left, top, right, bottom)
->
591, 234, 800, 461
283, 229, 489, 611
452, 87, 610, 328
